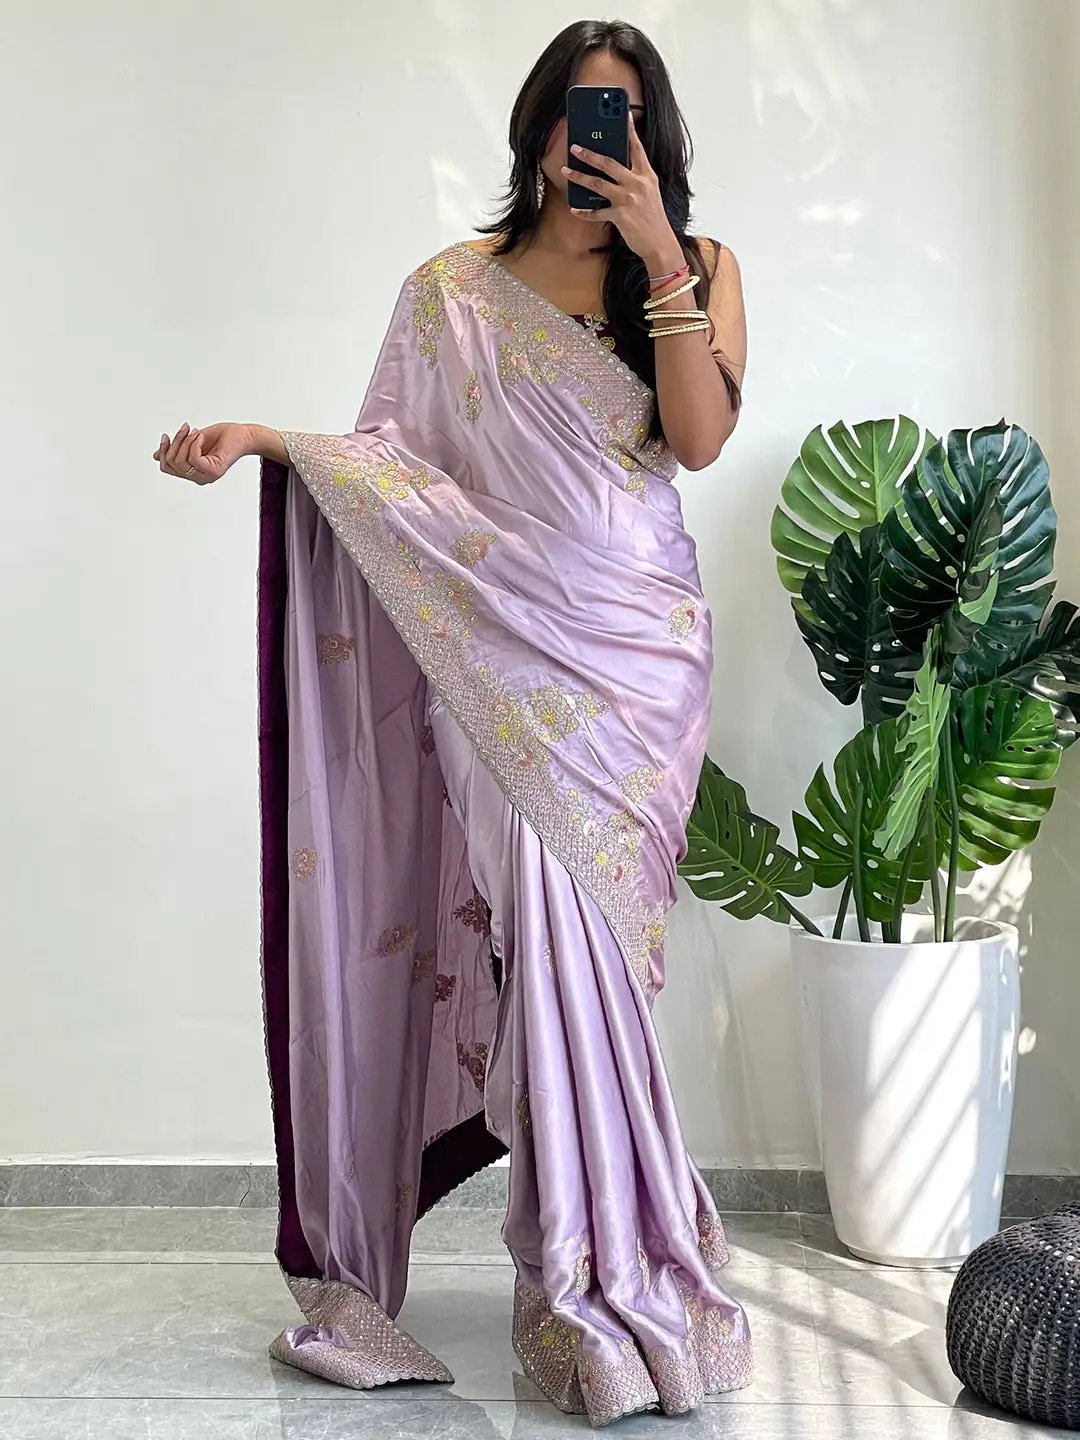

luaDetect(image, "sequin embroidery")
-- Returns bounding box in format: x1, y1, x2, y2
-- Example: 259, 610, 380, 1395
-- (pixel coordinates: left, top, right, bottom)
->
408, 245, 678, 502
291, 847, 318, 881
316, 633, 355, 666
375, 924, 417, 956
636, 1236, 651, 1292
620, 766, 665, 804
451, 528, 497, 570
574, 1242, 592, 1297
463, 369, 482, 422
668, 599, 698, 641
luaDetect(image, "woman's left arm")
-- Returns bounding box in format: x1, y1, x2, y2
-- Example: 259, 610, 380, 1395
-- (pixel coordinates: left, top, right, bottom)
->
641, 235, 746, 471
564, 115, 748, 472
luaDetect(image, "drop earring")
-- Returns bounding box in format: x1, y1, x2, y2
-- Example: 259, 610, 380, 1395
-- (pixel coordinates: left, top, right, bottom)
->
535, 163, 546, 208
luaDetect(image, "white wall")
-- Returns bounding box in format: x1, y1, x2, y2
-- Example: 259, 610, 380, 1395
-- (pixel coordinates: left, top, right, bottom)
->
2, 0, 1077, 1169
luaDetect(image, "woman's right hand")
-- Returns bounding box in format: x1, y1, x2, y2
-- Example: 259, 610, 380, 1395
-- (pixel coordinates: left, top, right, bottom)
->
154, 421, 255, 484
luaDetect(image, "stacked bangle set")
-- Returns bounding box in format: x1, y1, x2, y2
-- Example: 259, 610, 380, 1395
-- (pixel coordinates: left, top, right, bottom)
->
644, 261, 710, 341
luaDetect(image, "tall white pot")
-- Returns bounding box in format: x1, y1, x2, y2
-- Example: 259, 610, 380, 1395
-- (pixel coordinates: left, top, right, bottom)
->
791, 914, 1020, 1268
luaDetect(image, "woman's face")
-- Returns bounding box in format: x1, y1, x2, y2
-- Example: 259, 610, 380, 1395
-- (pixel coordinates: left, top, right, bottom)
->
540, 50, 646, 197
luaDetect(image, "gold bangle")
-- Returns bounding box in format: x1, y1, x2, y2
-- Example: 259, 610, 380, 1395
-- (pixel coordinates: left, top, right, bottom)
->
648, 320, 711, 338
648, 307, 709, 322
643, 274, 700, 310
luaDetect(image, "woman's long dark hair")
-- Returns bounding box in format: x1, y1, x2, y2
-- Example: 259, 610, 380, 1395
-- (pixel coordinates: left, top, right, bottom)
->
476, 19, 741, 444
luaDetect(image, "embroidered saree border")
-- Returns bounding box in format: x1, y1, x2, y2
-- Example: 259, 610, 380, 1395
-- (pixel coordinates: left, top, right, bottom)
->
413, 242, 679, 496
280, 430, 666, 990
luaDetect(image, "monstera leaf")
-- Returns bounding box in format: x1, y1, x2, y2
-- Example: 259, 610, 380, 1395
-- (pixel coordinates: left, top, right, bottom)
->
794, 720, 935, 923
880, 422, 1056, 661
796, 525, 921, 723
680, 758, 815, 922
954, 600, 1080, 747
771, 417, 932, 604
944, 685, 1061, 869
875, 650, 952, 860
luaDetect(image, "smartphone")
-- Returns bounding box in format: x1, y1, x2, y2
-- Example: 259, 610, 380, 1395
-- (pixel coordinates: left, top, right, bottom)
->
565, 85, 629, 210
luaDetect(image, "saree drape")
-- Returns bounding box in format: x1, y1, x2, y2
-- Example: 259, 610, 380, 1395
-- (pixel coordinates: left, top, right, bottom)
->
257, 240, 752, 1426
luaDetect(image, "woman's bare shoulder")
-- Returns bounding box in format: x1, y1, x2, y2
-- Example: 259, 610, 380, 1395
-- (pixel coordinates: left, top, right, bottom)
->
690, 234, 740, 281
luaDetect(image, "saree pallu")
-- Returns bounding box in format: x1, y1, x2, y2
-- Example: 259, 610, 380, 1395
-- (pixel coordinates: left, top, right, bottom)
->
257, 240, 752, 1426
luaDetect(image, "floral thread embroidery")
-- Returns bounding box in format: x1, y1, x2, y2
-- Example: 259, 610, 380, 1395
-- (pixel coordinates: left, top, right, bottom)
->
411, 949, 437, 986
316, 633, 355, 666
434, 973, 457, 1003
329, 450, 437, 513
291, 847, 318, 881
453, 885, 491, 936
408, 246, 677, 503
457, 1040, 489, 1092
451, 528, 497, 570
420, 723, 436, 755
516, 1085, 532, 1135
636, 1236, 651, 1292
395, 1181, 414, 1214
574, 1242, 592, 1297
566, 789, 644, 887
463, 369, 483, 421
525, 684, 608, 744
697, 1212, 730, 1271
619, 766, 665, 804
376, 924, 417, 956
498, 332, 561, 389
668, 599, 698, 641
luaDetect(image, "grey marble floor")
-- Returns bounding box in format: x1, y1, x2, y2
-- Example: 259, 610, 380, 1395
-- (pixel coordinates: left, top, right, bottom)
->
0, 1206, 1062, 1438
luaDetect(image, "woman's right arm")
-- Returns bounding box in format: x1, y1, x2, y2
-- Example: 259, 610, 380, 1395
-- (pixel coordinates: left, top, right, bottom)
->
153, 421, 288, 483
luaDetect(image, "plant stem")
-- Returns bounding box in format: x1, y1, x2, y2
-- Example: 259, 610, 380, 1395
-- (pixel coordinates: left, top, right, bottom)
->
889, 791, 929, 944
832, 877, 853, 939
924, 790, 943, 942
783, 901, 823, 938
851, 778, 872, 943
941, 716, 961, 943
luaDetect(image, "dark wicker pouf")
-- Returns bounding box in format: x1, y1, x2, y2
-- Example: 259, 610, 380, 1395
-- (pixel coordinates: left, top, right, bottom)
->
947, 1204, 1080, 1428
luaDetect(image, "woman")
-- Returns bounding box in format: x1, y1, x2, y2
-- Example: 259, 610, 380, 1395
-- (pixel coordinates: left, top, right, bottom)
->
155, 19, 750, 1428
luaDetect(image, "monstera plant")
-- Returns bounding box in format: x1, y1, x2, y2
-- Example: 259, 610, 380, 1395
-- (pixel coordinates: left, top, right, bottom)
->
680, 418, 1080, 944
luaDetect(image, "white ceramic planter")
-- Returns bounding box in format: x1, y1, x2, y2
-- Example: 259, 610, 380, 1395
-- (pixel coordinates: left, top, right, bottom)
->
791, 914, 1020, 1268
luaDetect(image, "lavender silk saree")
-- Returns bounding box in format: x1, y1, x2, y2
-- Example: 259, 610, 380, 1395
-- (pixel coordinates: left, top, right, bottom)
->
257, 240, 752, 1426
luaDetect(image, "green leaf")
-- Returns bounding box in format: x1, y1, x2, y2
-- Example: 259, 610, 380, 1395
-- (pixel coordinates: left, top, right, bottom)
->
796, 525, 921, 723
955, 600, 1080, 747
880, 421, 1055, 661
944, 686, 1060, 869
771, 417, 933, 603
679, 758, 815, 922
794, 721, 936, 923
875, 649, 951, 859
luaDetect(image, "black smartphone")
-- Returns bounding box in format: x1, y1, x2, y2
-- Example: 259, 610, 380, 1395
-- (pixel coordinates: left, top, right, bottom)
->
565, 85, 629, 210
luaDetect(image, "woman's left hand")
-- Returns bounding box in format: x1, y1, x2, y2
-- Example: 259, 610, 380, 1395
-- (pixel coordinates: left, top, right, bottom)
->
561, 112, 681, 267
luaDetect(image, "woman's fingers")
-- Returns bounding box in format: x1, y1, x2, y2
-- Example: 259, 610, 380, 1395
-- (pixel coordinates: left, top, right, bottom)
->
175, 426, 199, 473
568, 143, 627, 179
165, 423, 190, 471
186, 431, 215, 482
562, 166, 616, 199
155, 423, 204, 480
